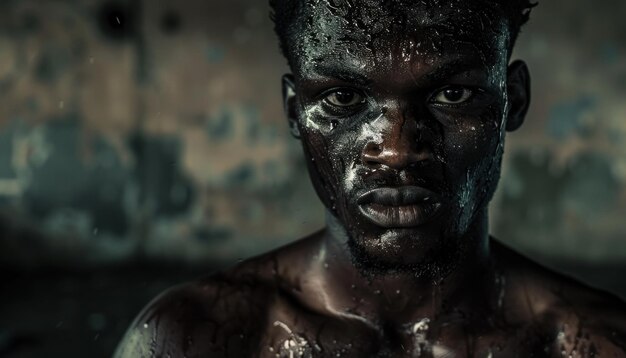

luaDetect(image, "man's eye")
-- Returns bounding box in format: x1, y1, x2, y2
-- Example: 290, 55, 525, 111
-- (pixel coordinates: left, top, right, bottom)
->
325, 90, 365, 107
432, 87, 473, 104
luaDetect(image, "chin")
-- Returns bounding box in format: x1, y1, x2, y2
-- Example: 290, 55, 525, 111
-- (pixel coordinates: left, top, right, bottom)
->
345, 221, 458, 278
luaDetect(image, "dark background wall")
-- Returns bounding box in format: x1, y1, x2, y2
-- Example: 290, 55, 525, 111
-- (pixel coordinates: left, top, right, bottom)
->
0, 0, 624, 356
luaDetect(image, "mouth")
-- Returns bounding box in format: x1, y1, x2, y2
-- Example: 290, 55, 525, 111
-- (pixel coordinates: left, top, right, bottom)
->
356, 186, 442, 228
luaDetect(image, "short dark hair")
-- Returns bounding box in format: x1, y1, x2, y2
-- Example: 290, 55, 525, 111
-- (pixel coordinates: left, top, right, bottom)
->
269, 0, 537, 65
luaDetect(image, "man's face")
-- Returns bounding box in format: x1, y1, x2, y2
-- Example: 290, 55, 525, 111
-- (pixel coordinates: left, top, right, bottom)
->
283, 1, 528, 273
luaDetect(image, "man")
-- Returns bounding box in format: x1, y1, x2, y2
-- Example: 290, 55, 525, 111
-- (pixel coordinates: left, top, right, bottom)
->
115, 0, 626, 356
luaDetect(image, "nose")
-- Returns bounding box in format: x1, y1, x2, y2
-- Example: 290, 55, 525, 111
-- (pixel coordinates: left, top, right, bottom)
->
361, 107, 427, 170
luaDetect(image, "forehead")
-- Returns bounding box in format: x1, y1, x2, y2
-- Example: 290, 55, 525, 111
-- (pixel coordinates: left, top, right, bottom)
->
288, 0, 509, 79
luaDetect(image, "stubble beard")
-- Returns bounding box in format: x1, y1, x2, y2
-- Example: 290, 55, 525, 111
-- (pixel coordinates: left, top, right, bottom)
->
344, 222, 464, 281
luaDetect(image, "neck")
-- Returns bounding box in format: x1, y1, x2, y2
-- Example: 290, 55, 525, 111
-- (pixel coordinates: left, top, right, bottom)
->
314, 209, 495, 324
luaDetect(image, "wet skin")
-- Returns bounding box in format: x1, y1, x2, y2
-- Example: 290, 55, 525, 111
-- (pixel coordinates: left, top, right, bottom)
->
116, 2, 626, 357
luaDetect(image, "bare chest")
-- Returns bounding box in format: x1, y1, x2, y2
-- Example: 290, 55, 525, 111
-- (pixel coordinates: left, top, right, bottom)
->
254, 308, 556, 358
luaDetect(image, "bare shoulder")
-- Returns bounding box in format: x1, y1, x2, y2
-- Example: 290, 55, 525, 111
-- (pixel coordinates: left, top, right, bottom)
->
114, 271, 275, 358
494, 240, 626, 356
115, 232, 322, 358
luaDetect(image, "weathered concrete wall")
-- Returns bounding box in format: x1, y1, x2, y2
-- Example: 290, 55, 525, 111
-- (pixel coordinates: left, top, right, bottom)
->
0, 0, 624, 267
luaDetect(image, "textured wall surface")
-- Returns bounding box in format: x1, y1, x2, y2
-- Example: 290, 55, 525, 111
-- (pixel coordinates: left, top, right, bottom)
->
495, 0, 626, 261
0, 0, 624, 269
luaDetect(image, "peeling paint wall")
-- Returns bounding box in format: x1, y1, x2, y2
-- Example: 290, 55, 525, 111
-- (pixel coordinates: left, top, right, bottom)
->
0, 0, 624, 267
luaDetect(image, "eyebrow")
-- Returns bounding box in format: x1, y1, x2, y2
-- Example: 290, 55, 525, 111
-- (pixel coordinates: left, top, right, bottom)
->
306, 65, 374, 86
306, 57, 488, 88
424, 58, 488, 82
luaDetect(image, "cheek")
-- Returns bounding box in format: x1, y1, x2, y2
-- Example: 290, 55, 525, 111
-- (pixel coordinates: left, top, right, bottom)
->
440, 107, 504, 183
328, 133, 364, 200
339, 119, 390, 192
446, 124, 499, 163
299, 126, 340, 209
299, 124, 363, 213
441, 104, 506, 175
301, 109, 387, 192
440, 111, 506, 229
300, 106, 334, 134
439, 138, 485, 233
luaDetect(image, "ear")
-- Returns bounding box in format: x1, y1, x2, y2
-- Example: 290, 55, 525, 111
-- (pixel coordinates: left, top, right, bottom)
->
282, 74, 300, 138
505, 60, 531, 132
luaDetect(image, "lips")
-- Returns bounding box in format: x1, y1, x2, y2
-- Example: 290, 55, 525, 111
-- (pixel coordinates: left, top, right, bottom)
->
356, 186, 442, 228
